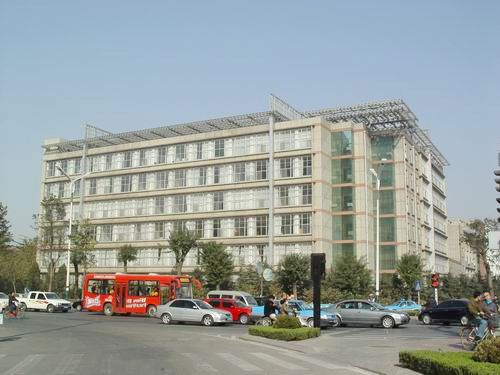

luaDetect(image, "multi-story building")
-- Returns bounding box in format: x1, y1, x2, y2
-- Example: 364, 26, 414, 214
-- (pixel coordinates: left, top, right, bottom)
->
39, 97, 449, 277
447, 219, 479, 277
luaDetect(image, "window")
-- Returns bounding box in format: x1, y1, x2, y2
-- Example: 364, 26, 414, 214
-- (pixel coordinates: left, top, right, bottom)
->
172, 220, 187, 232
48, 161, 56, 177
154, 222, 165, 239
197, 168, 207, 185
134, 224, 143, 240
215, 139, 225, 157
332, 243, 355, 265
174, 170, 186, 187
138, 173, 147, 191
213, 192, 224, 211
279, 158, 292, 178
222, 301, 233, 308
234, 217, 247, 236
128, 280, 159, 297
302, 184, 312, 205
194, 220, 204, 238
278, 186, 289, 206
380, 164, 394, 187
381, 245, 396, 270
100, 225, 113, 242
102, 178, 112, 194
37, 293, 46, 300
58, 182, 65, 198
213, 219, 221, 237
256, 160, 267, 180
60, 160, 68, 173
256, 216, 268, 236
196, 142, 203, 160
280, 215, 292, 235
380, 218, 396, 242
122, 151, 132, 168
105, 154, 113, 170
74, 158, 81, 174
234, 163, 246, 182
155, 197, 165, 214
372, 136, 393, 160
331, 131, 353, 156
299, 214, 311, 234
302, 155, 312, 176
157, 147, 167, 164
332, 187, 354, 212
73, 180, 81, 197
121, 175, 132, 192
87, 279, 115, 295
139, 150, 147, 166
175, 144, 186, 162
332, 159, 353, 184
89, 179, 97, 195
173, 195, 187, 213
156, 171, 168, 189
332, 215, 355, 240
379, 190, 395, 214
209, 300, 220, 308
213, 166, 220, 184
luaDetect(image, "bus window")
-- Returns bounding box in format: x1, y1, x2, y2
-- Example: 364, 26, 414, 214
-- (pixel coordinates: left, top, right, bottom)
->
128, 280, 159, 296
86, 279, 115, 295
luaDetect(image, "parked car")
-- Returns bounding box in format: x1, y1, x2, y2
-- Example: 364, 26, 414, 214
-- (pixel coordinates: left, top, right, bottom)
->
327, 300, 410, 328
0, 292, 8, 310
205, 297, 252, 324
385, 299, 422, 312
17, 291, 72, 313
206, 290, 258, 307
418, 299, 470, 326
154, 299, 233, 326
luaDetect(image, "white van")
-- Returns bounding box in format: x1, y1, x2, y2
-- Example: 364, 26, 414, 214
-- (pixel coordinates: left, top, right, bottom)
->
206, 290, 258, 307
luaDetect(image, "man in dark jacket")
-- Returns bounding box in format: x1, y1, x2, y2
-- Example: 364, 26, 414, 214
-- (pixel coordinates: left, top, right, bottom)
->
482, 291, 498, 328
263, 295, 276, 320
468, 291, 490, 340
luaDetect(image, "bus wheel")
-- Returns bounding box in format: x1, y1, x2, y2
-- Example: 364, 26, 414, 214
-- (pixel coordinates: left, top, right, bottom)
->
147, 305, 157, 317
103, 303, 113, 317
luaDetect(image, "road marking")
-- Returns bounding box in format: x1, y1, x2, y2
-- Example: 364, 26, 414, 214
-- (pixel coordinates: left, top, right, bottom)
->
280, 352, 376, 374
3, 354, 44, 375
52, 354, 83, 374
217, 353, 261, 372
250, 352, 306, 370
182, 353, 218, 373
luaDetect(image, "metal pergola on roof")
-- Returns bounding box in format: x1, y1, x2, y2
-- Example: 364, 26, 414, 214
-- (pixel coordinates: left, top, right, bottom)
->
44, 97, 448, 168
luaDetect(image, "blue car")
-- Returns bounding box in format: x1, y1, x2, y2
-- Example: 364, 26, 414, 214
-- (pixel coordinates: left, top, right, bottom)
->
384, 299, 421, 312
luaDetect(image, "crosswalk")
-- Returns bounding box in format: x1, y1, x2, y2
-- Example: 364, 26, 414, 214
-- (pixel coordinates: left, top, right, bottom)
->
0, 351, 374, 374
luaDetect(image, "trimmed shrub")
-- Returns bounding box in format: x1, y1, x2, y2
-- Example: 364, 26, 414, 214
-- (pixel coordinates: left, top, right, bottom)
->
249, 327, 320, 341
273, 314, 301, 329
399, 350, 500, 375
473, 337, 500, 364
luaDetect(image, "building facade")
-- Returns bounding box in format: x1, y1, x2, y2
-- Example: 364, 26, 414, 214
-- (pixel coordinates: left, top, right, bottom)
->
447, 219, 479, 277
38, 98, 449, 276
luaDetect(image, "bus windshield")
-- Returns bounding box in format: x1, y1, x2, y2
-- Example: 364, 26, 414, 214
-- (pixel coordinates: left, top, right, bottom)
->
176, 282, 193, 299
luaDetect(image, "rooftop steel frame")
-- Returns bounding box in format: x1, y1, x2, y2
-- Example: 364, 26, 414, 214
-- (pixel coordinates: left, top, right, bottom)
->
44, 97, 448, 167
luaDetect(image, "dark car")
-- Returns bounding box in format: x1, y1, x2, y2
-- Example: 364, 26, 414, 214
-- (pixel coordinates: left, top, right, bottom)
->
418, 299, 470, 326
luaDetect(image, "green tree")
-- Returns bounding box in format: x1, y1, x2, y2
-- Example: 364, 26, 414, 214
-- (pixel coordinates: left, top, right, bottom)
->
35, 196, 66, 291
330, 255, 371, 298
0, 202, 12, 250
117, 244, 138, 273
276, 254, 310, 297
396, 254, 424, 299
168, 229, 198, 275
0, 239, 41, 293
200, 242, 233, 290
54, 264, 67, 294
70, 220, 96, 297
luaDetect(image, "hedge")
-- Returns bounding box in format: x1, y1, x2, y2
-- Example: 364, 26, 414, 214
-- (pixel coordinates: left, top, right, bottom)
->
248, 326, 320, 341
399, 350, 500, 375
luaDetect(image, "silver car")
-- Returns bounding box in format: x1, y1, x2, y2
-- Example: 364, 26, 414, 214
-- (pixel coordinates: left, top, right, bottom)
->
154, 299, 233, 326
327, 300, 410, 328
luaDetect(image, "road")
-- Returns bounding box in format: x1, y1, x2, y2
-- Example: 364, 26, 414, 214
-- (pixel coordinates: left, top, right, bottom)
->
0, 311, 463, 375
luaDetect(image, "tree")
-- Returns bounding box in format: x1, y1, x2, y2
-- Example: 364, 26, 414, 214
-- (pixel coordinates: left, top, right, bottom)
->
0, 238, 41, 294
117, 245, 137, 273
200, 242, 233, 290
70, 220, 96, 297
168, 229, 198, 275
330, 254, 371, 298
276, 254, 310, 297
0, 202, 12, 250
35, 197, 66, 291
396, 254, 424, 299
237, 265, 272, 297
54, 264, 67, 294
462, 219, 498, 292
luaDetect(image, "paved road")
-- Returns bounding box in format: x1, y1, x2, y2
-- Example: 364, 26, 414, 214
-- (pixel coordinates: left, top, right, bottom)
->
0, 312, 377, 375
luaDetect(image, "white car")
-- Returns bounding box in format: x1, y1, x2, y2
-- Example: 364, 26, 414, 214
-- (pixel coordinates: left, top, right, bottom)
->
154, 299, 233, 326
0, 292, 8, 310
17, 291, 72, 313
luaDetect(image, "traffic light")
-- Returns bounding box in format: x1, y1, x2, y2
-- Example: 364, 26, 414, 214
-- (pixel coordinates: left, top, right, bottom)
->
311, 253, 326, 280
431, 273, 439, 288
495, 170, 500, 223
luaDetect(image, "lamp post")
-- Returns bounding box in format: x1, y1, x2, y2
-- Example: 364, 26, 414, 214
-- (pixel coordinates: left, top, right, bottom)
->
56, 166, 90, 299
369, 159, 386, 301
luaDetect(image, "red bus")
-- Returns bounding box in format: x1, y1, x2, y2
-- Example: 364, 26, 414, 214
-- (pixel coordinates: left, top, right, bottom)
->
83, 273, 199, 317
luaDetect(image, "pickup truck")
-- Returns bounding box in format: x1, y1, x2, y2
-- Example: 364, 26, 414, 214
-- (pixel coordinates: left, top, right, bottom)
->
17, 291, 72, 313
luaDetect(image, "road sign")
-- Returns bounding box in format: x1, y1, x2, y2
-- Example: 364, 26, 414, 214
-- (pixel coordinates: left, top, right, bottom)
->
262, 268, 273, 282
415, 280, 421, 291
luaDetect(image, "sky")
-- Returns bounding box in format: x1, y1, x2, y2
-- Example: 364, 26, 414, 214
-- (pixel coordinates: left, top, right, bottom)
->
0, 1, 499, 242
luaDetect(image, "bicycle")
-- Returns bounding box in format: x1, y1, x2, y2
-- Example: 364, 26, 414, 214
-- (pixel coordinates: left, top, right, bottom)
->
460, 323, 495, 350
255, 314, 277, 327
2, 305, 25, 320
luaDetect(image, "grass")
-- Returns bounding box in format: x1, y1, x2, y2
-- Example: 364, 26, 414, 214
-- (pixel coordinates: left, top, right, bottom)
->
248, 326, 320, 341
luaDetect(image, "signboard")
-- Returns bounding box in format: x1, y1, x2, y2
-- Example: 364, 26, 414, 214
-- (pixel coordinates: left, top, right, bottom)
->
414, 280, 421, 292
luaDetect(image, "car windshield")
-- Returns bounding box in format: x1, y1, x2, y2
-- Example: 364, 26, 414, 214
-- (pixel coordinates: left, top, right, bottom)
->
245, 296, 258, 306
195, 300, 214, 309
292, 301, 307, 310
236, 301, 247, 308
45, 293, 60, 299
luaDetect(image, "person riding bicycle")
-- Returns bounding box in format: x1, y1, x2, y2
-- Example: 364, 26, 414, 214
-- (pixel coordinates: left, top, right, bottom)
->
8, 292, 19, 314
482, 291, 499, 329
468, 291, 490, 341
263, 295, 277, 321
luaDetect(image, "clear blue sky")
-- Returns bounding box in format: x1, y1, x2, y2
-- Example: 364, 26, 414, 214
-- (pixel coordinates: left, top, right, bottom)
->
0, 1, 499, 241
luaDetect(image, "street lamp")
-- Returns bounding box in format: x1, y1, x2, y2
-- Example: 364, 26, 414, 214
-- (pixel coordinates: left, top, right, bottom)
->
56, 166, 91, 299
369, 158, 387, 301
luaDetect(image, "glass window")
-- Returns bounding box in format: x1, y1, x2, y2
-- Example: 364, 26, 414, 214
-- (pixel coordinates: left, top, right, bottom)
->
279, 158, 292, 178
157, 147, 167, 164
215, 139, 225, 157
234, 163, 246, 182
173, 196, 187, 213
213, 219, 221, 237
381, 245, 396, 270
332, 215, 355, 240
194, 220, 204, 238
122, 151, 132, 168
278, 186, 289, 206
331, 131, 353, 156
155, 197, 165, 214
100, 224, 113, 242
331, 159, 353, 184
380, 164, 394, 187
372, 136, 393, 160
73, 180, 81, 197
196, 142, 203, 160
332, 243, 355, 265
302, 155, 312, 176
213, 192, 224, 210
213, 166, 220, 184
379, 190, 395, 214
256, 216, 268, 236
128, 280, 159, 297
154, 222, 165, 239
48, 161, 56, 177
138, 173, 147, 191
302, 184, 312, 205
256, 160, 267, 180
174, 170, 186, 187
234, 217, 247, 236
175, 144, 186, 162
380, 218, 396, 242
89, 179, 97, 195
103, 177, 113, 194
332, 187, 354, 212
209, 300, 220, 307
139, 150, 147, 166
121, 175, 132, 192
299, 214, 311, 234
280, 215, 292, 235
198, 168, 207, 185
60, 160, 68, 173
156, 171, 168, 189
74, 158, 81, 174
105, 154, 113, 170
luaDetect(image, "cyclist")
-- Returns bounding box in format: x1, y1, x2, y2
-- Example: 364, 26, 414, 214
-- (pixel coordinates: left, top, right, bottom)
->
482, 291, 498, 329
8, 292, 19, 316
263, 295, 277, 322
468, 291, 489, 341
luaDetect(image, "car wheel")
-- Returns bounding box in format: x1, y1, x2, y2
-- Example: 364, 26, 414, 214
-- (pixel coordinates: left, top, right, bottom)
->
47, 304, 55, 313
382, 316, 395, 329
307, 318, 315, 328
332, 316, 341, 328
460, 316, 469, 326
20, 303, 27, 311
103, 303, 113, 317
202, 315, 214, 326
422, 314, 432, 325
146, 305, 157, 317
161, 313, 172, 325
238, 313, 249, 325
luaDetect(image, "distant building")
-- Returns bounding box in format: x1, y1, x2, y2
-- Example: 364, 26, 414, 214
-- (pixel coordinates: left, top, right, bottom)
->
447, 219, 479, 277
38, 97, 449, 277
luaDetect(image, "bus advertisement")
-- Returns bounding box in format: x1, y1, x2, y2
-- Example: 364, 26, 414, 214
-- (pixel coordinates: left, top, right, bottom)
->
83, 273, 199, 317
